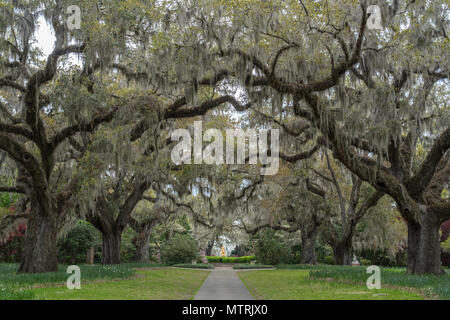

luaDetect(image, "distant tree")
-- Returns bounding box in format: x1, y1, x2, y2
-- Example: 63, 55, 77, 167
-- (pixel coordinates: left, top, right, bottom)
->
306, 153, 384, 265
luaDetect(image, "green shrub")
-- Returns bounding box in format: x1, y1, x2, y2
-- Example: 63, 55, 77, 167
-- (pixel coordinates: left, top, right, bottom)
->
360, 258, 372, 266
255, 232, 290, 265
316, 242, 334, 264
206, 256, 221, 263
0, 190, 19, 208
355, 248, 406, 267
240, 256, 256, 263
120, 226, 136, 263
206, 255, 256, 263
321, 255, 334, 265
172, 264, 214, 269
289, 244, 302, 264
231, 244, 252, 256
57, 222, 94, 264
160, 234, 199, 265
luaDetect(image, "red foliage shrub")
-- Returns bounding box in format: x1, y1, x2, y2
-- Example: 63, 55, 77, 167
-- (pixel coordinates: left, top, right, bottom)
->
441, 220, 450, 267
0, 223, 26, 263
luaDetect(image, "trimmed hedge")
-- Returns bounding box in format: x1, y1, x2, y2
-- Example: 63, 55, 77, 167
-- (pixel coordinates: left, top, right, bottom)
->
206, 256, 256, 263
172, 264, 214, 269
233, 264, 274, 269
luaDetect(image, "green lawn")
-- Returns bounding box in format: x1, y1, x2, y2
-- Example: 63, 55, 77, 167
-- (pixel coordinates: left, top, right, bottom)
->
31, 268, 210, 300
238, 269, 426, 300
2, 262, 448, 300
0, 264, 210, 300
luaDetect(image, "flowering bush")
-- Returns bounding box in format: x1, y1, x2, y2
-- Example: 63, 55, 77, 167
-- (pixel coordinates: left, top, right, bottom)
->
0, 223, 26, 263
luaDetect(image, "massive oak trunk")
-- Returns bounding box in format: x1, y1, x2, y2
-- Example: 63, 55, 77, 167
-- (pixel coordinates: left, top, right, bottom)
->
332, 223, 355, 266
134, 227, 152, 262
332, 238, 353, 266
130, 215, 160, 263
134, 237, 150, 262
406, 208, 443, 275
88, 181, 151, 265
205, 241, 214, 256
300, 226, 318, 264
101, 230, 122, 265
18, 205, 58, 273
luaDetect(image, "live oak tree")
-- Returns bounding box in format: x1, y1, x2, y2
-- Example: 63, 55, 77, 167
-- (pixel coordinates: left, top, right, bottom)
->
236, 162, 327, 265
352, 195, 408, 264
73, 95, 181, 265
0, 0, 166, 270
162, 0, 449, 274
289, 2, 450, 274
283, 172, 328, 265
307, 152, 384, 265
128, 191, 180, 263
0, 1, 121, 272
0, 0, 270, 272
1, 0, 447, 275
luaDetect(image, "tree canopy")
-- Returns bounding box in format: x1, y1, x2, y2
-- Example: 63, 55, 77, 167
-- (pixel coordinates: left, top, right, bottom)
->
0, 0, 448, 275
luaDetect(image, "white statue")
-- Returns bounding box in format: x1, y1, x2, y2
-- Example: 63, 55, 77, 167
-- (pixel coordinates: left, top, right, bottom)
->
352, 255, 360, 266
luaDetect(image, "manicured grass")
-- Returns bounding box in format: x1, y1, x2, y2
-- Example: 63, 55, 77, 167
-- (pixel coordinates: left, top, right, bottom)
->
238, 269, 427, 300
30, 268, 210, 300
308, 265, 450, 299
172, 263, 214, 269
233, 264, 274, 269
0, 284, 35, 300
0, 263, 146, 300
0, 263, 141, 286
2, 262, 447, 300
275, 264, 450, 299
0, 263, 166, 300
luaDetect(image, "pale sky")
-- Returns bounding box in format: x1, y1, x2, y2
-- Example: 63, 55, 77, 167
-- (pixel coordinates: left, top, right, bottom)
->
36, 16, 55, 57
